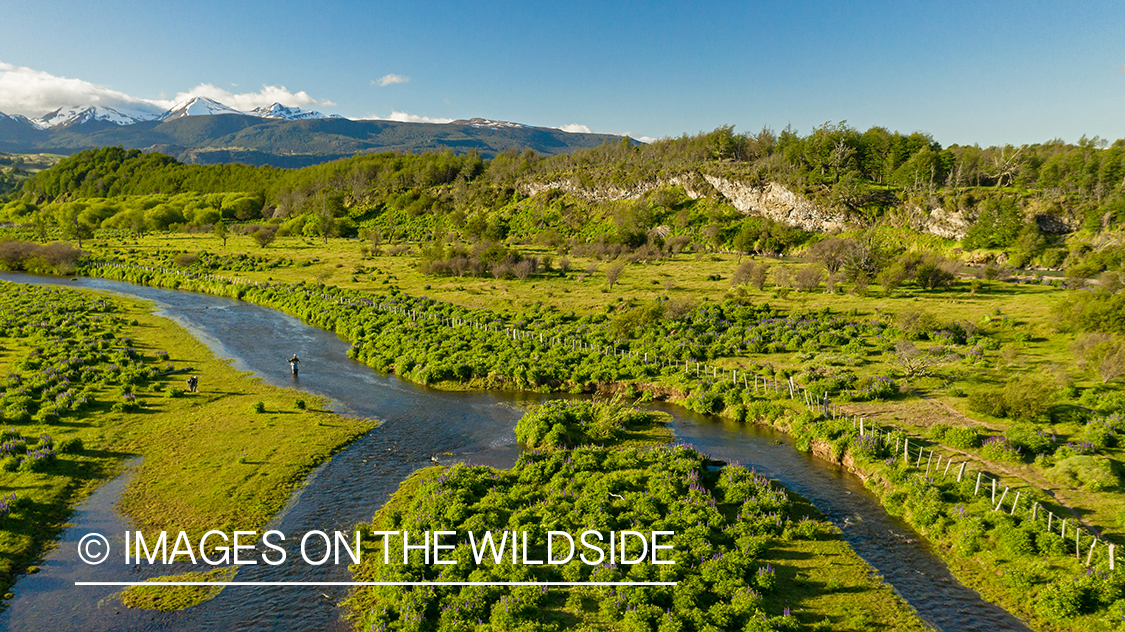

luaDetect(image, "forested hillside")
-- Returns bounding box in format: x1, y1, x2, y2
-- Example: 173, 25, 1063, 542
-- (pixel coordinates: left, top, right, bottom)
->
3, 124, 1125, 278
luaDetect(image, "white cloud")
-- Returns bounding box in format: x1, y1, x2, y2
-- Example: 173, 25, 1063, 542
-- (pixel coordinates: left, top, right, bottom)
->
166, 83, 331, 111
0, 60, 335, 117
557, 123, 592, 134
375, 74, 410, 87
377, 110, 453, 124
0, 61, 164, 117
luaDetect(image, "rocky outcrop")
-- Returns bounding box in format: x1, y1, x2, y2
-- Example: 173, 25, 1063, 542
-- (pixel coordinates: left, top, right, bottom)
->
518, 179, 663, 203
699, 176, 854, 233
901, 203, 974, 240
520, 173, 859, 233
518, 173, 1011, 240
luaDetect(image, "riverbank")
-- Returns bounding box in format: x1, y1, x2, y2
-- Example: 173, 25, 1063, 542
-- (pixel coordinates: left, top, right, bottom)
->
0, 280, 378, 605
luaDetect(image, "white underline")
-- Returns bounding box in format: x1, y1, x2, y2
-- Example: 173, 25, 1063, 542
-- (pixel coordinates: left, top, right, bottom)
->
76, 581, 677, 587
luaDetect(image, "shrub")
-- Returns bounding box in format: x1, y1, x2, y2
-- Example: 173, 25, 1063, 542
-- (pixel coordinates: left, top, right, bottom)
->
968, 388, 1007, 418
253, 401, 266, 414
1002, 377, 1055, 422
927, 424, 980, 449
945, 426, 979, 449
1081, 419, 1117, 450
992, 521, 1035, 557
981, 436, 1023, 462
57, 437, 83, 454
173, 253, 199, 267
1047, 455, 1121, 491
1036, 576, 1093, 621
754, 565, 777, 592
1005, 424, 1055, 456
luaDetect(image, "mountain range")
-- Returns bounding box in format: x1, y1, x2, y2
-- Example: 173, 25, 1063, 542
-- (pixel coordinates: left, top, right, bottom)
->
0, 97, 625, 167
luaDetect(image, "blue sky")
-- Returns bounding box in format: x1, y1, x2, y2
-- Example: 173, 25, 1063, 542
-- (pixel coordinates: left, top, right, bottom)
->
1, 0, 1122, 146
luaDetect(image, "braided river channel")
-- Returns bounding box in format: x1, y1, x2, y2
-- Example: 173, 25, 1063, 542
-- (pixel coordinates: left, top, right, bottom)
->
0, 272, 1031, 631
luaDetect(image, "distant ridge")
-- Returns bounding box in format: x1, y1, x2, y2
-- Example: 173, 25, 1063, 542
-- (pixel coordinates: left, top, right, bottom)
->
0, 98, 625, 166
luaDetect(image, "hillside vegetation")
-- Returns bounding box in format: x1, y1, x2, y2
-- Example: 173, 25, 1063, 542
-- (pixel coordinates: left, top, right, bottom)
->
3, 124, 1124, 277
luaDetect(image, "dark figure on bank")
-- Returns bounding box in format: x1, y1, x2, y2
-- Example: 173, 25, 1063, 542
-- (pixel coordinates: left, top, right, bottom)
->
289, 355, 300, 376
186, 375, 199, 392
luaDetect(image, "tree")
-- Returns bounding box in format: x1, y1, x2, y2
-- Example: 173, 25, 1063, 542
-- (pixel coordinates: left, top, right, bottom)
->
841, 233, 883, 282
304, 191, 344, 244
733, 224, 755, 262
807, 237, 850, 273
749, 262, 770, 290
877, 261, 910, 294
605, 261, 626, 290
890, 340, 955, 378
793, 266, 824, 292
55, 202, 93, 249
1074, 333, 1125, 384
913, 254, 959, 290
252, 225, 277, 248
214, 220, 229, 247
731, 261, 754, 287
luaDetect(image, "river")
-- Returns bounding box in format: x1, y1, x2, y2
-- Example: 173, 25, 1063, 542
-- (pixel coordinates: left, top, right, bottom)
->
0, 273, 1030, 631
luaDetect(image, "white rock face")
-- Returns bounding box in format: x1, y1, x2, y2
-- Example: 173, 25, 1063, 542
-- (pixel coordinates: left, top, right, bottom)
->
902, 204, 974, 240
519, 173, 858, 234
699, 176, 854, 233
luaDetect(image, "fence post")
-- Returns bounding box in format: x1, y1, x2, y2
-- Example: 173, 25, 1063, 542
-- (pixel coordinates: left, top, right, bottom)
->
1010, 491, 1020, 515
957, 462, 966, 482
926, 452, 934, 476
916, 447, 924, 468
974, 471, 982, 496
994, 487, 1008, 511
1087, 540, 1097, 566
992, 478, 997, 503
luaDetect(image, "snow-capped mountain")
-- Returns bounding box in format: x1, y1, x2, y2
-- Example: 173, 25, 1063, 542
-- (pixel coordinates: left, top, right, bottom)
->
159, 97, 245, 121
33, 105, 158, 129
0, 112, 41, 127
452, 118, 526, 129
248, 102, 342, 121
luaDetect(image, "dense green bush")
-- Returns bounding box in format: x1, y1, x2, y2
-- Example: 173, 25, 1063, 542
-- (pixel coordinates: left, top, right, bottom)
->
348, 420, 815, 632
927, 424, 979, 449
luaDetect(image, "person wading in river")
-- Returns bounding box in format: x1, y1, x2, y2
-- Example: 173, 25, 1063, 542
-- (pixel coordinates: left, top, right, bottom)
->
288, 354, 300, 376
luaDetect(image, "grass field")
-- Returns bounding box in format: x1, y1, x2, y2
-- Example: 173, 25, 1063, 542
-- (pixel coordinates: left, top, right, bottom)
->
0, 281, 378, 606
